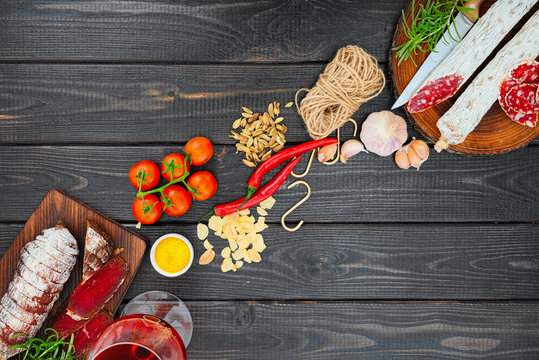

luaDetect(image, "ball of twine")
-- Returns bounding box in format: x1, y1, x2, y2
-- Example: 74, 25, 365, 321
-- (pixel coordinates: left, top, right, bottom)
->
296, 45, 385, 139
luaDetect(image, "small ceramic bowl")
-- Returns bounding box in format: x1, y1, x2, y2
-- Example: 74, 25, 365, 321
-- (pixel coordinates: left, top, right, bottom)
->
150, 233, 194, 277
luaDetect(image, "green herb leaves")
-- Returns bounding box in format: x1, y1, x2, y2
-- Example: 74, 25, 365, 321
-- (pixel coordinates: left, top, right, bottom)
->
394, 0, 476, 66
10, 329, 77, 360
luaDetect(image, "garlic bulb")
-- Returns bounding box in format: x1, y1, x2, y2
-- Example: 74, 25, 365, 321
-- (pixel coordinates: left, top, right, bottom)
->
394, 139, 429, 170
317, 144, 338, 162
340, 139, 367, 163
360, 111, 408, 156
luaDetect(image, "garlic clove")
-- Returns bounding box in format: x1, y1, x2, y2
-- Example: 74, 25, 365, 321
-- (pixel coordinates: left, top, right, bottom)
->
408, 139, 429, 170
395, 147, 410, 169
317, 143, 338, 163
360, 111, 408, 156
340, 139, 368, 163
409, 139, 429, 161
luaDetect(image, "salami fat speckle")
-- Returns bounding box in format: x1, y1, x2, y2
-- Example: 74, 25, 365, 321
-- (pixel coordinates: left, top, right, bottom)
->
407, 0, 536, 114
408, 75, 463, 113
506, 83, 539, 115
510, 60, 539, 83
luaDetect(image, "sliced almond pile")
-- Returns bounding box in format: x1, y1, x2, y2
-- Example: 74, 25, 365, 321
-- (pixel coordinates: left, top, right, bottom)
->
230, 102, 288, 167
197, 196, 276, 272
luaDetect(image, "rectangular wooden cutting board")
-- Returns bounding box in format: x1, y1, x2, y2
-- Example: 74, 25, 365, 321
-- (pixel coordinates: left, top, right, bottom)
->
0, 189, 147, 322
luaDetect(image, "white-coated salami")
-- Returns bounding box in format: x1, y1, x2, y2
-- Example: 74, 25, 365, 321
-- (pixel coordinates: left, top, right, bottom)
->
435, 10, 539, 151
0, 224, 77, 358
408, 0, 537, 113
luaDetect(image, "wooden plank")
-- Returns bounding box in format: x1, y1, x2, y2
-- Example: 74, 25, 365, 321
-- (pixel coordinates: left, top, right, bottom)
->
0, 0, 407, 63
142, 301, 539, 359
0, 145, 537, 223
2, 223, 538, 300
0, 63, 395, 144
0, 63, 536, 145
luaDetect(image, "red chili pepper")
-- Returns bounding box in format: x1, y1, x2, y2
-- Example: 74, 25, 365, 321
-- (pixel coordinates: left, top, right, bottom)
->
199, 155, 302, 221
242, 138, 337, 205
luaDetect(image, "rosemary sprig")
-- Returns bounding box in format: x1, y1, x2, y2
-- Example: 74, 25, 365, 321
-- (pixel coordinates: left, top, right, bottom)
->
394, 0, 476, 66
10, 329, 78, 360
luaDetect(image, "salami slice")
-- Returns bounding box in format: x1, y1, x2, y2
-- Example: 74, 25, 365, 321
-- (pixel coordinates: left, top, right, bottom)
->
511, 112, 538, 128
509, 60, 539, 84
506, 83, 539, 114
408, 75, 463, 113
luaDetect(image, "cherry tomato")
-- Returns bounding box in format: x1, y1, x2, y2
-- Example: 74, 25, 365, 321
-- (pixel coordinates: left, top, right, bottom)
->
161, 185, 192, 216
187, 171, 217, 201
161, 153, 191, 182
129, 161, 160, 191
132, 194, 162, 224
184, 137, 213, 166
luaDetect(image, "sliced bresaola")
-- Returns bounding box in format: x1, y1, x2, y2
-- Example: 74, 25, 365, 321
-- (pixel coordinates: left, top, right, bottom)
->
72, 311, 113, 357
407, 75, 463, 113
506, 83, 539, 114
67, 256, 128, 320
51, 307, 89, 338
509, 60, 539, 84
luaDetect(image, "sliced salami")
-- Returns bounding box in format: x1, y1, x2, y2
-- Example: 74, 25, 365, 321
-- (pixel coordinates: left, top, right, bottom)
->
506, 83, 539, 114
511, 112, 538, 128
408, 75, 463, 113
509, 60, 539, 84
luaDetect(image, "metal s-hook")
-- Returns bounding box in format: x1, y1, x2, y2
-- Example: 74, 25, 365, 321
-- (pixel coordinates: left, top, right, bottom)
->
322, 118, 358, 165
291, 150, 315, 178
281, 180, 311, 232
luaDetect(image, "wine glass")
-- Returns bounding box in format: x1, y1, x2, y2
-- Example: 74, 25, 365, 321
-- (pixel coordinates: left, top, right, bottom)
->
86, 313, 187, 360
121, 291, 193, 347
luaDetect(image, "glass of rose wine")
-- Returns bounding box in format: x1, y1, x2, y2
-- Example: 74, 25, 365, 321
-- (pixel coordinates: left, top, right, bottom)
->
87, 291, 192, 360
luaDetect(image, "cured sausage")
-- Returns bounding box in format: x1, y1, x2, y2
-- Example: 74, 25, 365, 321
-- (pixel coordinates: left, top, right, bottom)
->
506, 83, 539, 115
82, 221, 113, 282
408, 0, 536, 113
0, 223, 78, 359
434, 10, 539, 151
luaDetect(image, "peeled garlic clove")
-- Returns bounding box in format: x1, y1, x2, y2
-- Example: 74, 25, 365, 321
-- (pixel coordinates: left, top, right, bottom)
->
317, 143, 338, 163
395, 147, 410, 169
340, 139, 367, 163
360, 111, 408, 156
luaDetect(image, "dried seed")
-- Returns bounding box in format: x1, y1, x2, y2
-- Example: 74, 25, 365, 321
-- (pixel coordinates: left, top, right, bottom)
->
241, 112, 252, 118
242, 159, 255, 167
274, 117, 284, 124
253, 153, 260, 163
241, 118, 247, 127
242, 107, 253, 114
238, 134, 248, 143
197, 223, 209, 240
246, 137, 253, 148
281, 125, 288, 133
261, 151, 272, 161
253, 129, 264, 137
233, 118, 242, 129
248, 113, 259, 123
274, 101, 280, 115
246, 152, 253, 161
268, 103, 274, 118
285, 102, 294, 108
199, 249, 215, 265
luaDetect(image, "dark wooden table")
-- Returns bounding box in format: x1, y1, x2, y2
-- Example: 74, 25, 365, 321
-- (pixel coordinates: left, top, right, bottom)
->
0, 1, 538, 359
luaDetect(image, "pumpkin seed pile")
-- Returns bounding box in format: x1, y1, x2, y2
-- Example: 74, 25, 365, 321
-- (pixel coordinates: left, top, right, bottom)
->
230, 102, 292, 167
197, 196, 275, 272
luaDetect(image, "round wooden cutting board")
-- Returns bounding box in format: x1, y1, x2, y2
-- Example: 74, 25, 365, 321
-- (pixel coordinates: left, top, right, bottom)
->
390, 0, 539, 155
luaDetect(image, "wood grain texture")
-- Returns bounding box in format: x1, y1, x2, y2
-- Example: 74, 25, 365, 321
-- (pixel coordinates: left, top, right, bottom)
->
2, 223, 537, 300
133, 301, 539, 359
0, 0, 407, 63
0, 63, 405, 145
390, 1, 539, 154
0, 190, 146, 333
0, 145, 537, 223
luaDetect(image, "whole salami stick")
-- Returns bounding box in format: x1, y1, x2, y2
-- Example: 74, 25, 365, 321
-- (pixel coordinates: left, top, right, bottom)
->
434, 10, 539, 152
407, 0, 537, 113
